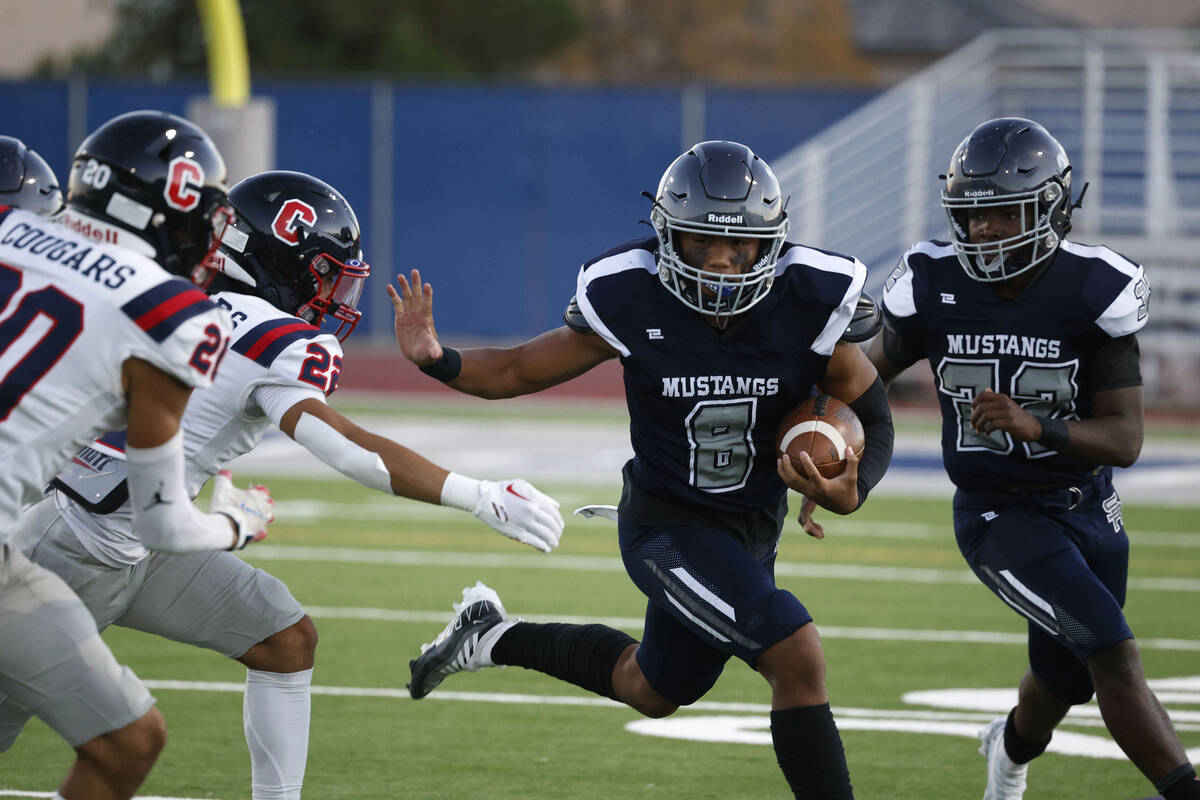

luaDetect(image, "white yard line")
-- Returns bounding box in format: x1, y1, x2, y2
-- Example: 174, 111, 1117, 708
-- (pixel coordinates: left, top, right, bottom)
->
269, 501, 1200, 546
300, 605, 1200, 651
244, 544, 1200, 592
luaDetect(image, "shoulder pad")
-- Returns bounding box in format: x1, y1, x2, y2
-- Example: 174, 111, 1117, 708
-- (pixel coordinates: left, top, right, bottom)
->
839, 291, 883, 343
563, 296, 593, 334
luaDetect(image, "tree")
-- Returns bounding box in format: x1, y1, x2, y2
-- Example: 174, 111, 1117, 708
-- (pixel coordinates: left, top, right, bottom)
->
47, 0, 581, 79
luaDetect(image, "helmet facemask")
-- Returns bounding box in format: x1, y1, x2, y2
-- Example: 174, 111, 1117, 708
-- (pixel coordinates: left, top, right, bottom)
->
942, 180, 1067, 282
652, 206, 788, 321
298, 251, 370, 341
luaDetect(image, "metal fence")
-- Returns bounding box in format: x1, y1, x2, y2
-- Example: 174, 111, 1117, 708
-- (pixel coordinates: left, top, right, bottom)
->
773, 28, 1200, 409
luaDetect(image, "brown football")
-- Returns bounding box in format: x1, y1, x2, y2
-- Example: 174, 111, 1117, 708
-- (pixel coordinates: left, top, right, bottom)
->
775, 394, 865, 478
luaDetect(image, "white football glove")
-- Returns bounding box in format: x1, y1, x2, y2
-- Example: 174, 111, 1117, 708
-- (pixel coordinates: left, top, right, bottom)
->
210, 469, 275, 550
473, 478, 564, 553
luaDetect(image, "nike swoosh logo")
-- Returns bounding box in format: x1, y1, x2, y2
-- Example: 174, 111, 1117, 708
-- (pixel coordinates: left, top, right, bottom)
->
505, 484, 530, 501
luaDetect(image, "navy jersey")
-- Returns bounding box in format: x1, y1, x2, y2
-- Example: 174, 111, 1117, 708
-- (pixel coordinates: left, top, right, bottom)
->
575, 236, 864, 518
882, 239, 1149, 492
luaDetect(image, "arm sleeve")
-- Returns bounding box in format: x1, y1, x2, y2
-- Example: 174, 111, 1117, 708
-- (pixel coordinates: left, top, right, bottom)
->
848, 377, 894, 510
126, 430, 235, 552
291, 412, 394, 494
253, 382, 328, 426
1084, 333, 1142, 391
880, 318, 924, 371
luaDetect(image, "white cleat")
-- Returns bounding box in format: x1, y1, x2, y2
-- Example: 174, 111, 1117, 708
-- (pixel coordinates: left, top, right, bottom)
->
979, 716, 1028, 800
407, 582, 514, 699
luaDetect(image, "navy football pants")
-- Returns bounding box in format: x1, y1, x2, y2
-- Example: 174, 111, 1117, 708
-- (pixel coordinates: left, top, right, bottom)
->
618, 520, 813, 707
954, 473, 1132, 704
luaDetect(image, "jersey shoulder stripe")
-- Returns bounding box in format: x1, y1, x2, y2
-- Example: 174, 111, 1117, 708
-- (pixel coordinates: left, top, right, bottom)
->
576, 238, 657, 358
232, 317, 321, 366
96, 429, 127, 454
1060, 239, 1148, 337
120, 278, 216, 343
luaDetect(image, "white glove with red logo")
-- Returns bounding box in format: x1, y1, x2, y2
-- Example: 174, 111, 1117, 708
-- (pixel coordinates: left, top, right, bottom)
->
442, 473, 563, 553
211, 469, 275, 550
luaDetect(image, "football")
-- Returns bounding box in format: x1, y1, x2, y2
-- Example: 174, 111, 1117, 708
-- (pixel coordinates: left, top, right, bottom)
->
776, 394, 865, 478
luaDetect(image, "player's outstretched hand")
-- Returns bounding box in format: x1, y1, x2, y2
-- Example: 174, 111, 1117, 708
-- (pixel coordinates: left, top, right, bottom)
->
387, 268, 443, 367
777, 447, 860, 516
474, 479, 564, 553
797, 496, 825, 539
970, 388, 1041, 442
211, 469, 275, 550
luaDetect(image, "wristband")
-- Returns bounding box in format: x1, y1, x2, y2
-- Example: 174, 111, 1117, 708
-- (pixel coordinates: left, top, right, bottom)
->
1037, 417, 1069, 451
419, 347, 462, 382
214, 511, 239, 550
440, 471, 482, 512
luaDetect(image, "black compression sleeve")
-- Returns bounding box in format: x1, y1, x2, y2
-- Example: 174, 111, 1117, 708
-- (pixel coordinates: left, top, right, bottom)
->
880, 320, 923, 371
849, 376, 894, 510
1085, 333, 1142, 391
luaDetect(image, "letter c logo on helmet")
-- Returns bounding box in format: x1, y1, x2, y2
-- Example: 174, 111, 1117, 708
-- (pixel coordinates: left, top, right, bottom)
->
164, 156, 204, 211
271, 199, 318, 245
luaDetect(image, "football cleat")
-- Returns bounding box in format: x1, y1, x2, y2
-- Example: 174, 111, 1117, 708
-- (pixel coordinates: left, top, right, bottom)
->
407, 581, 512, 700
979, 716, 1028, 800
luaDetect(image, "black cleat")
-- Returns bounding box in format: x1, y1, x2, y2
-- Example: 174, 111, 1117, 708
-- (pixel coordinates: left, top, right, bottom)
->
407, 581, 509, 700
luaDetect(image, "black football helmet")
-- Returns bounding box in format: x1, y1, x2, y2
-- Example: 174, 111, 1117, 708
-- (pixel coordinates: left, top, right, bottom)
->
63, 110, 230, 276
0, 136, 62, 216
941, 117, 1074, 282
202, 170, 369, 341
649, 140, 789, 321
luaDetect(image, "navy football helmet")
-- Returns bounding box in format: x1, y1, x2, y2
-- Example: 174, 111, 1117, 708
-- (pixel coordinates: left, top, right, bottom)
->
941, 117, 1074, 282
64, 110, 230, 276
0, 136, 62, 216
649, 140, 789, 320
203, 170, 369, 341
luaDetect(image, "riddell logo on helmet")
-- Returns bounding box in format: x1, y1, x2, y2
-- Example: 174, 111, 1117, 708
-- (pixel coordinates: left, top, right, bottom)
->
707, 213, 745, 225
964, 190, 995, 197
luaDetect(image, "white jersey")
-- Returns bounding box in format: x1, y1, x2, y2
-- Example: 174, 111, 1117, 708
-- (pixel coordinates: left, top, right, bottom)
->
55, 291, 340, 566
0, 208, 231, 535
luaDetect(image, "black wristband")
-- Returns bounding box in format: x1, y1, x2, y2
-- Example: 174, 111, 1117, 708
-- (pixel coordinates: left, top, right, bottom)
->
1037, 416, 1069, 451
418, 347, 462, 382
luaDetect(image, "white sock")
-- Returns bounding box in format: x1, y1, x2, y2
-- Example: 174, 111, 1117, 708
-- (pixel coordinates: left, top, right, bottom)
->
244, 668, 313, 800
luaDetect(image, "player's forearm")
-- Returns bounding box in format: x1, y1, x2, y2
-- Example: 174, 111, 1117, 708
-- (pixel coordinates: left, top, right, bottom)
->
446, 346, 550, 399
848, 377, 894, 510
126, 431, 238, 551
426, 328, 610, 398
1037, 414, 1142, 468
291, 412, 443, 502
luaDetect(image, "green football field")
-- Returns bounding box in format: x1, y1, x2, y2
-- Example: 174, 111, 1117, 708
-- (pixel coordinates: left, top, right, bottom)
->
3, 402, 1198, 800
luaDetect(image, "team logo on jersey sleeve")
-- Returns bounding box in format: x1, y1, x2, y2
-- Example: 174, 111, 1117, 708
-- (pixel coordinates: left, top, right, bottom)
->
271, 199, 317, 245
164, 156, 204, 211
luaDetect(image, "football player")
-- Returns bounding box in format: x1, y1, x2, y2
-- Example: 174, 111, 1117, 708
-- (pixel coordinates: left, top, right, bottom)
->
392, 140, 894, 799
0, 116, 272, 800
5, 169, 564, 800
0, 135, 63, 215
804, 117, 1199, 800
